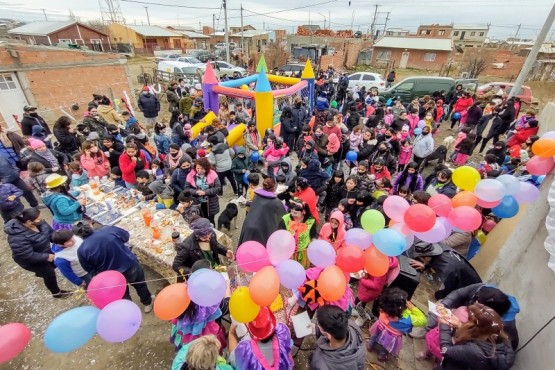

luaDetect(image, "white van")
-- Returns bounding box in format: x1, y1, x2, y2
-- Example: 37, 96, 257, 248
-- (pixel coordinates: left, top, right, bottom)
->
156, 61, 202, 83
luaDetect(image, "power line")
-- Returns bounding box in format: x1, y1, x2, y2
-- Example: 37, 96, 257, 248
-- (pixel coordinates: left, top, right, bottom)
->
120, 0, 236, 10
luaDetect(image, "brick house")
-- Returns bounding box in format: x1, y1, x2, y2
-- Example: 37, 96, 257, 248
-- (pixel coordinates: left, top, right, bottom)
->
416, 24, 453, 38
108, 24, 184, 54
372, 37, 453, 71
0, 43, 133, 131
8, 21, 111, 52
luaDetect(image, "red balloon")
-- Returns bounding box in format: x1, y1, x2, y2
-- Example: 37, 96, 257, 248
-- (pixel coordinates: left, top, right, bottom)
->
448, 206, 482, 232
477, 198, 502, 209
335, 246, 365, 273
428, 194, 452, 217
404, 204, 436, 232
0, 323, 31, 364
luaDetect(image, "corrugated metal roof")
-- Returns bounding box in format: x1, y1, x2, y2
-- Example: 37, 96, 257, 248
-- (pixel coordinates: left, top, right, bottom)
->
180, 30, 210, 39
373, 37, 453, 51
8, 21, 76, 36
453, 24, 489, 30
127, 25, 179, 37
232, 30, 270, 38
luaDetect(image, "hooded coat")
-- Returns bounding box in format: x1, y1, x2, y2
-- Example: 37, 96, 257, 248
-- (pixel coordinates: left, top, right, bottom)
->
137, 91, 160, 118
4, 219, 53, 266
276, 157, 296, 185
357, 257, 398, 302
230, 147, 249, 183
309, 323, 366, 370
318, 210, 346, 250
299, 159, 330, 194
506, 124, 539, 147
171, 166, 192, 194
172, 231, 228, 275
239, 188, 286, 245
97, 104, 121, 125
485, 142, 508, 166
208, 142, 233, 172
326, 133, 341, 155
42, 191, 83, 224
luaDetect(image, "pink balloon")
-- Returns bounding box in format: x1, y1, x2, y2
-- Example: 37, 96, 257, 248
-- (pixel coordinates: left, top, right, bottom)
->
513, 182, 540, 204
236, 241, 271, 273
0, 323, 31, 364
474, 179, 506, 202
415, 218, 449, 243
448, 206, 482, 232
428, 194, 453, 217
383, 195, 410, 222
266, 230, 296, 265
404, 204, 436, 232
477, 198, 502, 208
526, 156, 555, 176
87, 270, 127, 309
437, 216, 453, 239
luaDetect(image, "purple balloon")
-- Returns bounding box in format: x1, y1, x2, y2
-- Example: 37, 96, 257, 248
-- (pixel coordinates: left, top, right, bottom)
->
188, 269, 227, 307
307, 240, 336, 268
96, 300, 142, 343
415, 219, 447, 243
275, 260, 306, 290
437, 216, 453, 239
474, 179, 507, 202
345, 228, 373, 250
267, 230, 296, 265
542, 131, 555, 140
417, 120, 426, 128
513, 182, 540, 204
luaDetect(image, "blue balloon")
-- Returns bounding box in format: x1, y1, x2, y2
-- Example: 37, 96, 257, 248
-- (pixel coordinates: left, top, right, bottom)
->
243, 172, 250, 185
346, 150, 358, 161
452, 112, 461, 120
537, 175, 546, 185
250, 151, 260, 162
372, 229, 406, 256
414, 128, 422, 135
492, 195, 520, 218
44, 306, 100, 353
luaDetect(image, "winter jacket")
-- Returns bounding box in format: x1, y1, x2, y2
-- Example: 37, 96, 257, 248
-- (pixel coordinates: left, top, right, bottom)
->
208, 142, 233, 172
82, 115, 109, 135
276, 157, 296, 186
137, 92, 160, 118
154, 133, 171, 155
370, 166, 391, 181
97, 104, 121, 125
100, 141, 124, 169
184, 169, 221, 217
239, 189, 287, 245
243, 130, 261, 153
399, 145, 413, 165
309, 323, 366, 370
118, 151, 149, 184
369, 150, 397, 174
299, 159, 330, 194
453, 96, 473, 113
51, 237, 88, 286
318, 211, 346, 250
179, 96, 193, 115
166, 89, 180, 113
0, 183, 23, 210
426, 179, 458, 198
292, 106, 309, 130
465, 105, 483, 126
263, 144, 289, 163
506, 126, 539, 147
4, 219, 53, 266
27, 150, 67, 173
172, 232, 229, 275
441, 232, 472, 257
21, 113, 51, 136
315, 95, 330, 111
358, 139, 377, 161
136, 180, 156, 200
280, 116, 297, 140
323, 124, 341, 140
70, 171, 89, 188
78, 226, 137, 275
326, 133, 340, 155
80, 153, 109, 178
357, 257, 399, 303
230, 147, 249, 182
412, 134, 434, 158
313, 133, 329, 161
53, 128, 80, 154
42, 191, 83, 224
171, 167, 191, 194
393, 172, 424, 193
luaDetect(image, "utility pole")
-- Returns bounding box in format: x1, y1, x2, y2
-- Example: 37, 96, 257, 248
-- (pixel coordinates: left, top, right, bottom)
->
382, 12, 390, 35
370, 4, 379, 40
240, 4, 245, 54
213, 14, 216, 33
509, 2, 555, 99
144, 7, 150, 26
41, 9, 48, 21
223, 0, 230, 63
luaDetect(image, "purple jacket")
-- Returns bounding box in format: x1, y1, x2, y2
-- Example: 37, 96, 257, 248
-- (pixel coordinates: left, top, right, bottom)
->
393, 172, 424, 193
233, 323, 293, 370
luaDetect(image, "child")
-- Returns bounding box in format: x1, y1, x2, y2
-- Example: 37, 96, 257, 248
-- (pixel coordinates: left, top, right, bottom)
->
396, 185, 411, 200
478, 154, 502, 178
398, 139, 413, 172
148, 177, 175, 209
323, 170, 345, 219
453, 132, 477, 166
369, 287, 427, 361
373, 178, 392, 200
318, 210, 346, 251
333, 199, 353, 230
153, 123, 171, 156
244, 173, 260, 213
27, 161, 50, 195
0, 182, 24, 222
263, 137, 288, 176
50, 229, 91, 287
68, 162, 89, 188
176, 190, 202, 223
296, 124, 313, 157
135, 170, 156, 200
110, 166, 126, 188
121, 111, 139, 131
370, 158, 391, 181
32, 124, 52, 148
349, 126, 363, 153
340, 176, 358, 206
149, 159, 165, 180
230, 147, 249, 197
450, 126, 471, 162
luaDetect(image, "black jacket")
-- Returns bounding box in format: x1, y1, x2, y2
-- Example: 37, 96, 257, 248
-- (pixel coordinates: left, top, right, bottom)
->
239, 190, 286, 246
280, 116, 297, 139
100, 141, 124, 169
0, 156, 20, 183
4, 219, 53, 266
53, 127, 80, 154
292, 106, 308, 130
166, 89, 180, 113
172, 232, 229, 275
26, 150, 68, 173
428, 249, 482, 299
137, 92, 161, 118
21, 114, 51, 136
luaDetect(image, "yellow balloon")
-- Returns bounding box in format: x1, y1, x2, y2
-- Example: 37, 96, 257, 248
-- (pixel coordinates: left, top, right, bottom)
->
452, 166, 481, 191
241, 84, 249, 90
476, 230, 487, 245
229, 286, 260, 323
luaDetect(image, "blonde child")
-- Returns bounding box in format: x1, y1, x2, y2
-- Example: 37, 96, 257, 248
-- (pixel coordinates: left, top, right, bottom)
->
27, 161, 50, 195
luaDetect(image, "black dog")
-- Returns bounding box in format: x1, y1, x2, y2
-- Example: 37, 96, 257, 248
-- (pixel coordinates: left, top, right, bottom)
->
217, 201, 239, 232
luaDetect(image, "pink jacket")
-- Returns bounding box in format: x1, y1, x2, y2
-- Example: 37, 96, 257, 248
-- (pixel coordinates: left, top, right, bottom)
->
318, 211, 346, 251
454, 132, 467, 148
398, 146, 413, 165
300, 266, 353, 311
407, 114, 419, 132
80, 153, 109, 178
384, 113, 394, 125
263, 144, 289, 162
326, 133, 341, 155
357, 257, 399, 303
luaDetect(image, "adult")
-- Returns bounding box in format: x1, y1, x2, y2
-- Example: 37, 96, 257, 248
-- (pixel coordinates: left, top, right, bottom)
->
184, 157, 222, 225
279, 106, 297, 151
235, 102, 251, 124
0, 124, 24, 167
407, 242, 482, 300
172, 217, 234, 276
446, 84, 464, 110
208, 136, 238, 196
165, 143, 186, 173
279, 198, 318, 268
166, 80, 181, 114
119, 142, 149, 188
97, 96, 122, 126
312, 125, 330, 164
393, 162, 424, 193
42, 174, 85, 230
386, 70, 396, 88
82, 106, 109, 136
357, 129, 378, 161
74, 222, 153, 313
21, 105, 51, 137
100, 135, 124, 169
172, 335, 233, 370
390, 111, 409, 132
137, 85, 160, 135
53, 116, 80, 155
27, 139, 67, 174
0, 156, 39, 207
506, 119, 539, 148
170, 115, 189, 146
4, 208, 71, 298
450, 92, 473, 128
412, 126, 434, 167
369, 142, 397, 174
171, 157, 193, 195
465, 101, 483, 129
426, 169, 457, 198
238, 177, 286, 245
336, 73, 349, 103
80, 140, 109, 179
292, 97, 309, 134
365, 107, 384, 128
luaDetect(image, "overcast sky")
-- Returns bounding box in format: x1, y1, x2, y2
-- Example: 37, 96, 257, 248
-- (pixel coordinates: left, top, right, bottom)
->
1, 0, 553, 40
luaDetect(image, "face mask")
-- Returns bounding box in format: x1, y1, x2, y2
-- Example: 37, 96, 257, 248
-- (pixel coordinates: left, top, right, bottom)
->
422, 131, 430, 136
30, 112, 39, 117
296, 103, 302, 107
385, 134, 392, 139
378, 148, 386, 153
315, 133, 322, 137
170, 152, 178, 157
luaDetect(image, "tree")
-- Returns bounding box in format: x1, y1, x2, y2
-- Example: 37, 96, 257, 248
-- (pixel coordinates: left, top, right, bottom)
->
464, 55, 488, 78
87, 19, 109, 35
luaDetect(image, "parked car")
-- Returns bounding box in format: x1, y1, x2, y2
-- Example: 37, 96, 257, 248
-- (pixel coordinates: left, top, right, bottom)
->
379, 76, 478, 104
175, 56, 204, 68
277, 63, 305, 77
333, 72, 386, 93
157, 61, 202, 83
215, 42, 237, 49
155, 53, 182, 65
207, 61, 247, 78
187, 50, 216, 63
476, 82, 534, 104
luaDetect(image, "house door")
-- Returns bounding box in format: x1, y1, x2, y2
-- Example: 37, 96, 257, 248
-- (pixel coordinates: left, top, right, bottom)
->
399, 52, 410, 69
0, 73, 29, 131
90, 39, 103, 52
460, 31, 466, 40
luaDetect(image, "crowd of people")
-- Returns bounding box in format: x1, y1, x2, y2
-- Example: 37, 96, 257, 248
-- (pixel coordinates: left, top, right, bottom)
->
0, 69, 535, 369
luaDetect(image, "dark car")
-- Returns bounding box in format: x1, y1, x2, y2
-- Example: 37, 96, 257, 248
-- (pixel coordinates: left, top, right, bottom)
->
379, 76, 478, 104
188, 50, 217, 63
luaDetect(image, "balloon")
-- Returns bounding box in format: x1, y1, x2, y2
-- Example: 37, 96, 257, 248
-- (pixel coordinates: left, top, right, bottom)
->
526, 156, 555, 175
250, 151, 260, 162
249, 266, 280, 307
415, 218, 449, 243
542, 131, 555, 140
96, 300, 142, 343
336, 246, 365, 273
361, 209, 386, 234
346, 150, 358, 161
492, 195, 520, 218
87, 270, 127, 309
452, 166, 481, 191
496, 174, 520, 195
532, 138, 555, 158
364, 246, 389, 277
0, 323, 31, 363
452, 191, 478, 208
452, 112, 461, 120
390, 223, 415, 250
345, 228, 373, 250
414, 128, 422, 135
537, 175, 546, 184
448, 206, 482, 232
437, 216, 453, 239
307, 240, 336, 268
373, 228, 406, 256
383, 195, 410, 222
266, 230, 296, 265
236, 241, 271, 272
476, 230, 487, 245
474, 179, 506, 202
476, 198, 502, 209
513, 182, 540, 204
318, 265, 347, 301
417, 120, 426, 128
229, 286, 260, 323
428, 193, 452, 217
404, 204, 436, 232
153, 283, 191, 320
44, 306, 100, 352
243, 173, 249, 184
188, 269, 227, 306
275, 260, 306, 289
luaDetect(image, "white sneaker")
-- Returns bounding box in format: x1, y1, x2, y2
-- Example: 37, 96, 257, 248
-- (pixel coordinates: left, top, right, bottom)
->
355, 316, 366, 327
287, 295, 298, 307
144, 303, 153, 313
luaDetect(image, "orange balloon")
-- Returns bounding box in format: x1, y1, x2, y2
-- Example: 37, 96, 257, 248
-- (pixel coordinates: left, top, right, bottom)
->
452, 191, 478, 208
153, 283, 191, 320
249, 266, 280, 307
364, 246, 389, 277
532, 138, 555, 158
318, 265, 347, 302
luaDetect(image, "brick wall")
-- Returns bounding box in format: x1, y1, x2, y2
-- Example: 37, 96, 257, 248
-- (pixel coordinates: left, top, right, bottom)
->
320, 41, 372, 70
452, 48, 525, 79
371, 48, 450, 71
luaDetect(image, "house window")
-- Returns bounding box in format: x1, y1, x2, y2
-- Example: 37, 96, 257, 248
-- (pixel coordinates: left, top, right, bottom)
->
470, 32, 476, 36
424, 53, 436, 61
479, 32, 485, 36
453, 31, 459, 36
420, 30, 426, 35
59, 38, 72, 43
439, 30, 445, 36
376, 50, 391, 60
74, 39, 84, 45
0, 74, 17, 90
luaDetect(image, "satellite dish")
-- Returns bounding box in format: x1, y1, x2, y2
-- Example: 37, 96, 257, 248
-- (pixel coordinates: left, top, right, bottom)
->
455, 45, 464, 53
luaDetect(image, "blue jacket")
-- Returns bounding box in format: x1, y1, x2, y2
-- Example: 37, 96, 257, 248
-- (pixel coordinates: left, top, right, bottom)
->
51, 242, 88, 286
0, 183, 23, 210
4, 219, 53, 265
171, 167, 191, 194
70, 171, 89, 188
137, 92, 161, 118
77, 226, 137, 275
0, 155, 19, 183
154, 133, 171, 155
42, 191, 83, 224
124, 116, 139, 130
299, 159, 330, 193
316, 95, 330, 111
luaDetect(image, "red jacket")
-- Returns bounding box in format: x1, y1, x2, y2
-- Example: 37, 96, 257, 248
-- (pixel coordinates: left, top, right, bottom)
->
357, 257, 399, 302
294, 186, 320, 225
370, 166, 391, 181
453, 96, 473, 113
506, 126, 539, 147
118, 151, 149, 184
